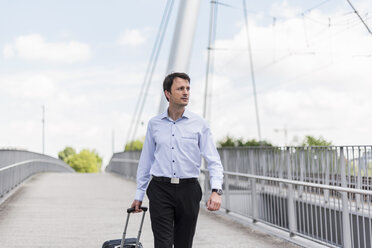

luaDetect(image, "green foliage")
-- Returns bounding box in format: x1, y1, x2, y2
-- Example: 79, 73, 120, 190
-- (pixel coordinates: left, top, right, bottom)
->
301, 135, 332, 146
218, 136, 273, 147
58, 146, 76, 163
219, 136, 235, 147
125, 137, 145, 151
58, 147, 102, 173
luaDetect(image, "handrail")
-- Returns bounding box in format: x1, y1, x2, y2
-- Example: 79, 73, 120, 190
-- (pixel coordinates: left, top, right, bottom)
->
201, 169, 372, 196
1, 155, 75, 200
108, 146, 372, 247
0, 159, 73, 172
110, 158, 140, 163
108, 158, 372, 196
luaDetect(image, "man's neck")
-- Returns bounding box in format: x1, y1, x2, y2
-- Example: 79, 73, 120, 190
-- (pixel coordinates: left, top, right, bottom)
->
168, 105, 185, 121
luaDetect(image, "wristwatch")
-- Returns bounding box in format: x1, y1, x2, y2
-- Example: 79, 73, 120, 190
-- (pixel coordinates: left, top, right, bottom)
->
212, 188, 223, 196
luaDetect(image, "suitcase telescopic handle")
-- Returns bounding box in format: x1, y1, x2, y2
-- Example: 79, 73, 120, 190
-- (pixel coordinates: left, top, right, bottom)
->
127, 207, 148, 213
121, 206, 148, 248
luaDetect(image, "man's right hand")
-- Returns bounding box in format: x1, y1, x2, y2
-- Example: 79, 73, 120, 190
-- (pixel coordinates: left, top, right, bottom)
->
130, 200, 143, 213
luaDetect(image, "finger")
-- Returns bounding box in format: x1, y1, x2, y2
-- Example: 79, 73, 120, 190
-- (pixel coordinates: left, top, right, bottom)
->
206, 199, 211, 208
207, 202, 215, 211
209, 205, 216, 211
210, 201, 220, 211
134, 203, 141, 213
211, 203, 217, 211
215, 203, 220, 211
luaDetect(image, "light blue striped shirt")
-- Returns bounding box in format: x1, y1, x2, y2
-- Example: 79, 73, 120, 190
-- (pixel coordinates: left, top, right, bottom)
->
135, 109, 224, 201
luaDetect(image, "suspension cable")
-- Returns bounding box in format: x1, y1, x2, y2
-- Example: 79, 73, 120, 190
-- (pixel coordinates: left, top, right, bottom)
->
242, 0, 262, 142
203, 0, 219, 121
126, 0, 174, 149
346, 0, 372, 36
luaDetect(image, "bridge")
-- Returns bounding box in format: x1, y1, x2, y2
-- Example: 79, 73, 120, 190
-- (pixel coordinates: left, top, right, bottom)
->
2, 0, 371, 246
0, 153, 302, 248
2, 147, 372, 247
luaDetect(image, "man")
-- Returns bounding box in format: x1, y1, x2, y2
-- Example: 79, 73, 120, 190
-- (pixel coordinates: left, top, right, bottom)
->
131, 72, 224, 248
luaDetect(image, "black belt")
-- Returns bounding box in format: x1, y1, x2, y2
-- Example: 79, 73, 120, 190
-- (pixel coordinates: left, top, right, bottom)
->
151, 176, 198, 184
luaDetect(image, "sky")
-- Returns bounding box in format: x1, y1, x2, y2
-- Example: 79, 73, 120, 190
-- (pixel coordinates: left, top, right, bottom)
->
1, 0, 372, 167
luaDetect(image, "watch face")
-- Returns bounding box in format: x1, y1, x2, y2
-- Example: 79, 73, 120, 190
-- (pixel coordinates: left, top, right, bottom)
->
212, 189, 223, 195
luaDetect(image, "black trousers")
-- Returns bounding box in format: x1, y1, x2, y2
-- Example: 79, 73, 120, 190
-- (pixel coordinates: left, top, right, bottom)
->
146, 179, 202, 248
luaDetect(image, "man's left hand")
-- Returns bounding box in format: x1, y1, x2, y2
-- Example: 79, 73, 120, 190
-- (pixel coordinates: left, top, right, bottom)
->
206, 192, 221, 211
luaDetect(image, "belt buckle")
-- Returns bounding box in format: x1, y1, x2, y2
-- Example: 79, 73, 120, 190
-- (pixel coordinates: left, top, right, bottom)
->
171, 178, 180, 184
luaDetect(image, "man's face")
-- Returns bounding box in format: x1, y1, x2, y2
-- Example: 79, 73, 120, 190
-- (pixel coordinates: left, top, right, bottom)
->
165, 77, 190, 107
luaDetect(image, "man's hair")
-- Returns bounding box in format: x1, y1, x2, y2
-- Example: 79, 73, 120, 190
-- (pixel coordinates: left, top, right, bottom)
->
163, 72, 191, 102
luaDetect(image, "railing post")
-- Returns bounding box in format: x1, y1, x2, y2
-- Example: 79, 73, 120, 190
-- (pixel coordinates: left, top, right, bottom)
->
286, 148, 297, 237
299, 149, 305, 198
324, 149, 330, 203
225, 173, 230, 213
221, 149, 230, 213
250, 149, 258, 223
340, 147, 352, 248
278, 149, 284, 193
356, 147, 362, 208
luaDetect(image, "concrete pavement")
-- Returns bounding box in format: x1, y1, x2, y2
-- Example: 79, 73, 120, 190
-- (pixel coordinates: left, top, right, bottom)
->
0, 173, 299, 247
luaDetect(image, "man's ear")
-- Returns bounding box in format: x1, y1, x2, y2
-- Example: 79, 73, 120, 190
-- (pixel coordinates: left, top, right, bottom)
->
164, 90, 171, 100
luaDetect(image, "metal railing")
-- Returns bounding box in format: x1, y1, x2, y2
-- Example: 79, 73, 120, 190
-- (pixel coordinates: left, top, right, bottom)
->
106, 146, 372, 248
106, 151, 142, 180
0, 150, 75, 198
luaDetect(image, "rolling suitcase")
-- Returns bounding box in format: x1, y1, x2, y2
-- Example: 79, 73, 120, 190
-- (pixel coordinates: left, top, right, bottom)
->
102, 206, 148, 248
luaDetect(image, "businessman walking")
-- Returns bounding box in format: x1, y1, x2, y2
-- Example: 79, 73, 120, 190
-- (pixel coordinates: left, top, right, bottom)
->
131, 72, 224, 248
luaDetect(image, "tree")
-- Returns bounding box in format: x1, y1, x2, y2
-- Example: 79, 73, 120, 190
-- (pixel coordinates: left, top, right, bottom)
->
68, 149, 102, 173
58, 146, 76, 163
218, 136, 272, 147
58, 147, 102, 173
125, 137, 145, 151
240, 139, 272, 147
301, 135, 332, 146
218, 136, 235, 147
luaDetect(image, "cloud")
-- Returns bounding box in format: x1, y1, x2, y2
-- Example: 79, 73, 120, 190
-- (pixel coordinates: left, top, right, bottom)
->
3, 34, 92, 63
2, 1, 371, 167
200, 5, 372, 146
3, 44, 14, 57
269, 1, 302, 19
0, 73, 56, 99
0, 64, 161, 165
117, 28, 148, 47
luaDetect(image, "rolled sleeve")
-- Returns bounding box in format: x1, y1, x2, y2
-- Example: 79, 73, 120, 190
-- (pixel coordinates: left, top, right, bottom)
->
135, 122, 155, 201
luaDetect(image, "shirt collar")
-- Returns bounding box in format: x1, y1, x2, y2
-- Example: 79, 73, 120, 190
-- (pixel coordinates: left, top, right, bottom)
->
182, 109, 190, 119
160, 110, 168, 120
160, 108, 190, 121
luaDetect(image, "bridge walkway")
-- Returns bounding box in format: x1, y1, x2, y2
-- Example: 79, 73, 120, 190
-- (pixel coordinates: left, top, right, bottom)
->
0, 173, 299, 248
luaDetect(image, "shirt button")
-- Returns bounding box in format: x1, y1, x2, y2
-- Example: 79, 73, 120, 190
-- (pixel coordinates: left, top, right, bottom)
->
172, 147, 174, 149
173, 122, 175, 124
174, 173, 176, 175
172, 160, 175, 162
172, 134, 174, 136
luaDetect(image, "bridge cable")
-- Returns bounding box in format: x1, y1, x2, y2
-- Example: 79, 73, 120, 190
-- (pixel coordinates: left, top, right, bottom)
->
242, 0, 262, 142
346, 0, 372, 36
125, 0, 174, 149
272, 17, 277, 63
206, 0, 335, 74
211, 0, 332, 21
130, 0, 174, 145
203, 0, 219, 121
